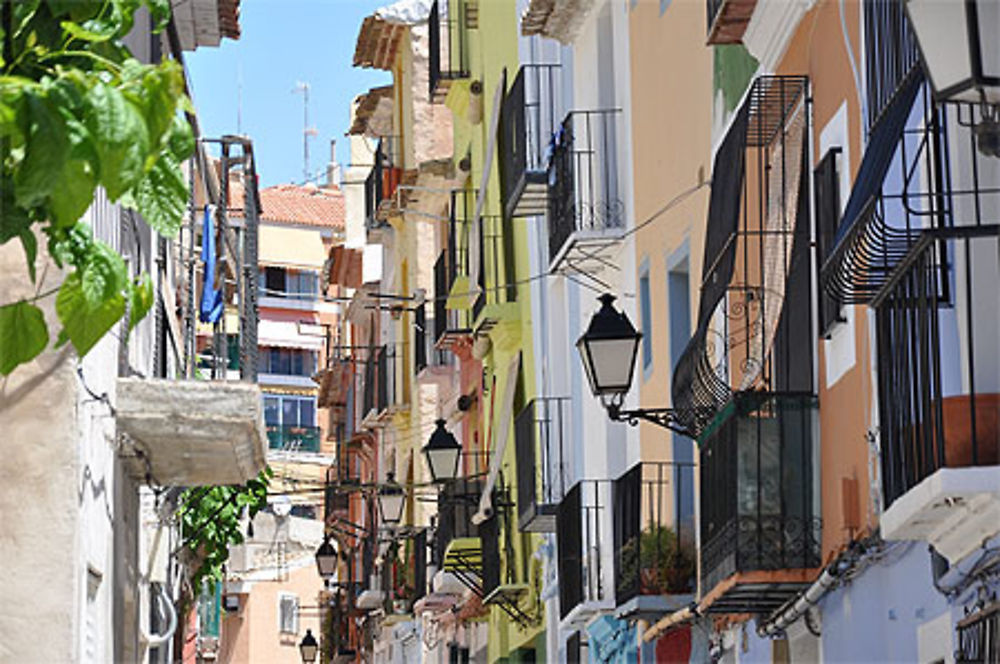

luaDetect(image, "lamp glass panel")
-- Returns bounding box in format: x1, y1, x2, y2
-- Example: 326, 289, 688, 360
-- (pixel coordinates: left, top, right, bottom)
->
380, 491, 405, 524
978, 0, 1000, 96
427, 447, 460, 482
584, 337, 640, 394
300, 644, 318, 663
907, 0, 974, 99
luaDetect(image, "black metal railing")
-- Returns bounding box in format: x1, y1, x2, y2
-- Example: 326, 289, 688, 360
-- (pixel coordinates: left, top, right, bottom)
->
415, 302, 428, 375
266, 425, 321, 453
376, 345, 389, 414
700, 393, 821, 593
515, 397, 570, 532
501, 64, 561, 218
556, 480, 611, 619
672, 75, 812, 439
362, 350, 376, 418
614, 462, 697, 606
428, 0, 469, 100
364, 138, 401, 231
863, 0, 921, 132
956, 601, 1000, 663
874, 226, 1000, 509
547, 109, 624, 266
435, 478, 482, 564
479, 215, 514, 310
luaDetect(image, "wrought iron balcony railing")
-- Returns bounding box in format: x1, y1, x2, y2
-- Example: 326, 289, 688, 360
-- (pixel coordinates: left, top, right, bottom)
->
874, 226, 1000, 509
515, 397, 570, 532
434, 478, 482, 565
364, 137, 401, 232
956, 601, 1000, 663
699, 393, 821, 612
613, 462, 696, 608
556, 479, 612, 621
500, 64, 561, 218
547, 109, 625, 272
266, 424, 321, 453
863, 0, 921, 132
672, 75, 812, 440
428, 0, 469, 102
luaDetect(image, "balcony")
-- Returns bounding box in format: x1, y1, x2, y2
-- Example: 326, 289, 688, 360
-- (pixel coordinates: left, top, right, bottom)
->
699, 393, 821, 614
547, 109, 625, 273
433, 194, 478, 348
116, 378, 267, 485
364, 137, 402, 237
515, 397, 570, 532
428, 0, 469, 102
473, 215, 517, 333
556, 480, 613, 625
415, 302, 454, 380
706, 0, 757, 45
876, 227, 1000, 564
266, 424, 321, 454
500, 64, 561, 218
613, 462, 696, 619
956, 601, 1000, 663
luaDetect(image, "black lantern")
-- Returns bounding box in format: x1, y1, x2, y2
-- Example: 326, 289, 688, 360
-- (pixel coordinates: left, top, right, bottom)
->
299, 629, 319, 663
422, 419, 461, 483
576, 293, 693, 436
315, 536, 337, 579
378, 471, 406, 525
576, 294, 642, 403
905, 0, 999, 105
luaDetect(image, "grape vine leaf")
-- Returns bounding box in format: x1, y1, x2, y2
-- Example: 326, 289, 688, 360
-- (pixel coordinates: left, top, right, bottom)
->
56, 271, 126, 357
0, 300, 49, 375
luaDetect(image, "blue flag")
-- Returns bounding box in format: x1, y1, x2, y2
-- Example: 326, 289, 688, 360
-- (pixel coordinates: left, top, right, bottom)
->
199, 205, 224, 324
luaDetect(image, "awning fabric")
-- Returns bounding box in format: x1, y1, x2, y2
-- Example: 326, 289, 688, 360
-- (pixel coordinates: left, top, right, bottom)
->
475, 353, 521, 520
258, 319, 324, 351
833, 70, 924, 245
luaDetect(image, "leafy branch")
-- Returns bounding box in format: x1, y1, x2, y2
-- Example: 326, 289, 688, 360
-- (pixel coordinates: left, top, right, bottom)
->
178, 468, 274, 592
0, 0, 194, 375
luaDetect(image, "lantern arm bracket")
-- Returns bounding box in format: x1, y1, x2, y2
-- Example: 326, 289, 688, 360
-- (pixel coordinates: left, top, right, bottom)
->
605, 402, 695, 437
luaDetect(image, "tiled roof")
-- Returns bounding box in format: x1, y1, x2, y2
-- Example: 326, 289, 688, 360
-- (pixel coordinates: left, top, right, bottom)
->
230, 182, 345, 230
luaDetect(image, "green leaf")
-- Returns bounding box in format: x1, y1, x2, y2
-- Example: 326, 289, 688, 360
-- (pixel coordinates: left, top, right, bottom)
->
0, 300, 49, 375
0, 181, 33, 245
130, 154, 186, 237
167, 114, 195, 162
55, 271, 125, 357
14, 92, 69, 207
19, 230, 37, 284
143, 0, 171, 31
127, 273, 153, 332
49, 157, 98, 228
85, 81, 148, 200
60, 19, 114, 42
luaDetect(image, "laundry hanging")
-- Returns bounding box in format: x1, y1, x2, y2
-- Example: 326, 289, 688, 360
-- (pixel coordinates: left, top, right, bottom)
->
199, 205, 224, 324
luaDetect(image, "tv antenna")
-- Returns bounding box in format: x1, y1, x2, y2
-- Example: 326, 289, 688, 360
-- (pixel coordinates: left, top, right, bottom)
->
293, 81, 319, 183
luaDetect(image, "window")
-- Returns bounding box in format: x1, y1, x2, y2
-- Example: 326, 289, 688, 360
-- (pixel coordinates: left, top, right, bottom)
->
639, 268, 653, 372
263, 395, 316, 428
259, 267, 319, 300
258, 347, 317, 376
814, 148, 844, 337
278, 593, 299, 634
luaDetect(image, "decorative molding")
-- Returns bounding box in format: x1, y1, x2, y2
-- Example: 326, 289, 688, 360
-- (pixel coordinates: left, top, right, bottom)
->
742, 0, 816, 73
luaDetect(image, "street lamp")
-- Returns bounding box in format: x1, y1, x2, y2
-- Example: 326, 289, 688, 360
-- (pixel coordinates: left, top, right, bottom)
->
378, 471, 406, 526
315, 536, 337, 579
905, 0, 1000, 157
299, 628, 319, 663
422, 419, 462, 483
576, 294, 692, 435
905, 0, 999, 105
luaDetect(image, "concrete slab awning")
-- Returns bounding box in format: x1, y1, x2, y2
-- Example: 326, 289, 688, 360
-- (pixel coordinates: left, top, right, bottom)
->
116, 377, 267, 486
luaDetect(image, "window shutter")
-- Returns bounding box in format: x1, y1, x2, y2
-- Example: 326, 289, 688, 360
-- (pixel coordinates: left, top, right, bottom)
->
814, 148, 844, 337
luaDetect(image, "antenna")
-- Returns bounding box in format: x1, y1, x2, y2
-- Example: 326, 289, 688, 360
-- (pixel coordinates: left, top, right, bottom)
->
293, 81, 319, 183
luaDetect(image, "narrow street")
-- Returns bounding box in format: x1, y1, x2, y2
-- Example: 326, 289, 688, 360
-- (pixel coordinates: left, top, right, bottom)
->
1, 1, 998, 663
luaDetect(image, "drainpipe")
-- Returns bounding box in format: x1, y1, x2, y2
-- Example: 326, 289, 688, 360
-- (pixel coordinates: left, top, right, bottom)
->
757, 565, 839, 638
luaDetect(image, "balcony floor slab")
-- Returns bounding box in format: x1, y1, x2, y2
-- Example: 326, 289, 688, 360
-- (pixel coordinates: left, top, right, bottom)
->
880, 465, 1000, 564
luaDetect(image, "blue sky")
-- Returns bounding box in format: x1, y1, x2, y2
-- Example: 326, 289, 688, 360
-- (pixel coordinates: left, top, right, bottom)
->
187, 0, 390, 187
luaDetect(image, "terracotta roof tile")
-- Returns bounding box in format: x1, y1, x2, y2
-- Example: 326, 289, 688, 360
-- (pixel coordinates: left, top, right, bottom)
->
229, 182, 345, 230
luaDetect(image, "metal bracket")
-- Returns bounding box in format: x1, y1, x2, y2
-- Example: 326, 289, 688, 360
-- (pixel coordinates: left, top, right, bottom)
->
606, 403, 694, 437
